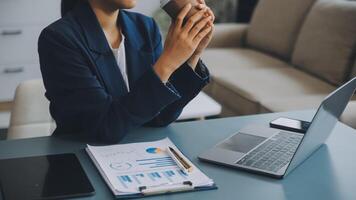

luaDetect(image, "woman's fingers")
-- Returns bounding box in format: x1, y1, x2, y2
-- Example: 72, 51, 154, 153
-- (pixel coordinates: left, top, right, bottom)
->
196, 3, 206, 10
197, 0, 205, 4
175, 3, 192, 28
207, 24, 214, 40
182, 7, 208, 33
193, 25, 212, 44
189, 16, 212, 38
208, 8, 215, 22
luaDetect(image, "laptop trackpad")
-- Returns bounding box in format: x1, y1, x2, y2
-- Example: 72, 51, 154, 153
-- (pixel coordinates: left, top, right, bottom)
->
217, 133, 266, 153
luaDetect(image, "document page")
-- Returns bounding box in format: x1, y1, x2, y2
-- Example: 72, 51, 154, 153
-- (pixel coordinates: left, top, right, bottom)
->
86, 138, 214, 196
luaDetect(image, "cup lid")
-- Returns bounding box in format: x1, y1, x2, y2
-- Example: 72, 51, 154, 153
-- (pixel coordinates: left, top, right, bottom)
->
160, 0, 170, 7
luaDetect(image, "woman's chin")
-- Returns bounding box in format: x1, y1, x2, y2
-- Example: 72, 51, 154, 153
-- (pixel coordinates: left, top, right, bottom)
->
116, 0, 137, 9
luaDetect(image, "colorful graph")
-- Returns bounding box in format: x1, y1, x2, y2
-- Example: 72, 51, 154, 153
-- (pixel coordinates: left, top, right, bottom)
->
146, 147, 164, 154
117, 169, 188, 189
136, 157, 176, 168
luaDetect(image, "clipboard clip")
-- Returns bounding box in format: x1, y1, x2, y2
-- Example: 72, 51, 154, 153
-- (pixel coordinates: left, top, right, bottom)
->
138, 181, 193, 196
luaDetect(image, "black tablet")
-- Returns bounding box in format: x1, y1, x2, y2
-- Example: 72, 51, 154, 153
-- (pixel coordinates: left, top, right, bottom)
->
0, 153, 95, 200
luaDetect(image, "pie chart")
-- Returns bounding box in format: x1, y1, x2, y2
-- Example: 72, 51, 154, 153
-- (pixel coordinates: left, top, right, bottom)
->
146, 147, 164, 154
110, 162, 132, 171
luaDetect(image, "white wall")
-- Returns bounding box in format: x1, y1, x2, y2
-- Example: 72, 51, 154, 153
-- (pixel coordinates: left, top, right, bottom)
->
130, 0, 161, 16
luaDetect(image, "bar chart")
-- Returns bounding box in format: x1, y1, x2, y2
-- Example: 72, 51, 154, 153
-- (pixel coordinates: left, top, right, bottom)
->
117, 169, 188, 189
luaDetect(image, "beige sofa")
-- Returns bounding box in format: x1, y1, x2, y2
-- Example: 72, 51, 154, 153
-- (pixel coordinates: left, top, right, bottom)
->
202, 0, 356, 128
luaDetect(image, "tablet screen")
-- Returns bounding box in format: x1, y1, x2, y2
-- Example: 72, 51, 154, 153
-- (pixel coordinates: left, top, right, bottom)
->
0, 153, 94, 200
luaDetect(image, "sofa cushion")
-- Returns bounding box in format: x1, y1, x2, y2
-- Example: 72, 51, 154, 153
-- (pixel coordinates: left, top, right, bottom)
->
203, 79, 261, 116
214, 67, 334, 101
202, 48, 290, 75
202, 48, 336, 116
202, 48, 292, 115
247, 0, 316, 59
292, 0, 356, 86
260, 95, 327, 113
208, 24, 248, 48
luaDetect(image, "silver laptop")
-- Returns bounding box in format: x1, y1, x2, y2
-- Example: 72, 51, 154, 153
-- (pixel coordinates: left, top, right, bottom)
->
199, 77, 356, 179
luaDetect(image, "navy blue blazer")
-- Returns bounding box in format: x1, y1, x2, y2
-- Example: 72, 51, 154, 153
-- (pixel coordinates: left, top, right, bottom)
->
38, 2, 210, 143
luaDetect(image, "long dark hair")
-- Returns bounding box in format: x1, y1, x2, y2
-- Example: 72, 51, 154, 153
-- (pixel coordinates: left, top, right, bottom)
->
61, 0, 83, 17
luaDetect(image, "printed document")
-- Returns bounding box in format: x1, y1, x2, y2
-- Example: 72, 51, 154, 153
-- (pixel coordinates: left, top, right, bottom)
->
86, 138, 214, 196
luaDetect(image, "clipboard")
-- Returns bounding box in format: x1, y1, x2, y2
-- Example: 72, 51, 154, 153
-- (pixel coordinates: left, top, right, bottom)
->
86, 138, 217, 199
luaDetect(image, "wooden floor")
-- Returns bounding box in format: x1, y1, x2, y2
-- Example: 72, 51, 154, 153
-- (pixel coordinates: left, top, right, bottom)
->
0, 101, 12, 112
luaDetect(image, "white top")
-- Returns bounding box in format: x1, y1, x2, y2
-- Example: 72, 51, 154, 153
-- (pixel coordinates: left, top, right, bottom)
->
111, 34, 130, 91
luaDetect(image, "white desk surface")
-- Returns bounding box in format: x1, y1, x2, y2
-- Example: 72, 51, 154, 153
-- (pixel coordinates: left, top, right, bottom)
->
178, 92, 222, 120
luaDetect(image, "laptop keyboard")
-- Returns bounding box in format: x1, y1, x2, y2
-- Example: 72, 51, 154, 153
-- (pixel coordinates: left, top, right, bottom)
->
236, 131, 303, 173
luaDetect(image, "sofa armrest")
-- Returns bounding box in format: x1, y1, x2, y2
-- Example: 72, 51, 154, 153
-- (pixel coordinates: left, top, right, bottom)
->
341, 100, 356, 129
208, 23, 248, 48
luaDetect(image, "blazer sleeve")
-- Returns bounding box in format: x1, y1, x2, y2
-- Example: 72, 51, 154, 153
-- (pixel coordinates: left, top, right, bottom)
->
38, 28, 181, 143
145, 19, 210, 127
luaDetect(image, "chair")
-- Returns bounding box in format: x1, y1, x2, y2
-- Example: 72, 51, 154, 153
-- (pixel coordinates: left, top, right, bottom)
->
7, 79, 55, 140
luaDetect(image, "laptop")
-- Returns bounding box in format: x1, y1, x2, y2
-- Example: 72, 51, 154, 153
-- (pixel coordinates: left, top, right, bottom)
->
0, 153, 95, 200
199, 77, 356, 179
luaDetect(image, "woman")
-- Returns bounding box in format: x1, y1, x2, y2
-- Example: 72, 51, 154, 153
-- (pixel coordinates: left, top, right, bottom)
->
38, 0, 215, 143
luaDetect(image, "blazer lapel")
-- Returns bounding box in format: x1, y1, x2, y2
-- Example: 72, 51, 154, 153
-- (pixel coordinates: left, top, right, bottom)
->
73, 2, 129, 97
119, 11, 156, 87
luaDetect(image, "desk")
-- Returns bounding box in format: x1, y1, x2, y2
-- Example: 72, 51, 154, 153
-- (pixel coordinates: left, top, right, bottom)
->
1, 110, 356, 200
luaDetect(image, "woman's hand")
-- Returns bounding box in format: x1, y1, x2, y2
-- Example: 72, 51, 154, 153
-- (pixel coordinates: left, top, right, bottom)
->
154, 3, 213, 82
187, 0, 215, 69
